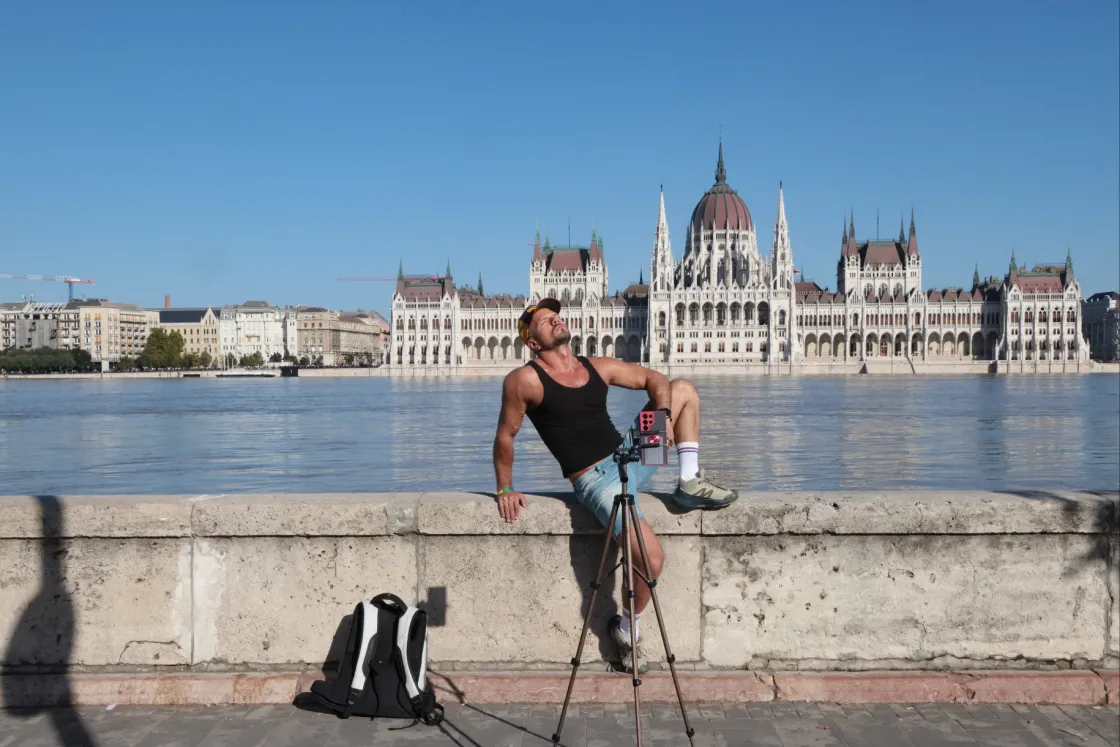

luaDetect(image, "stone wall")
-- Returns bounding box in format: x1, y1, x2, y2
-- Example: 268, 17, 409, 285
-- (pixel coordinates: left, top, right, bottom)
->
0, 491, 1116, 678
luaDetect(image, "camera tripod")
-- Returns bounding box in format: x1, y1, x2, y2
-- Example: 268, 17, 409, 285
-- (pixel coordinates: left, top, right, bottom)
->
551, 437, 696, 747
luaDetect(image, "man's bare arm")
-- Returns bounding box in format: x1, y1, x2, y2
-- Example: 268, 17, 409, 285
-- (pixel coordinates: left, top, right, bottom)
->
493, 369, 529, 491
591, 358, 672, 411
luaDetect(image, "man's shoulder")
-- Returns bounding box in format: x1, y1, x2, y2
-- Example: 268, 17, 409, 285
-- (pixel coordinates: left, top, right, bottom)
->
503, 363, 540, 392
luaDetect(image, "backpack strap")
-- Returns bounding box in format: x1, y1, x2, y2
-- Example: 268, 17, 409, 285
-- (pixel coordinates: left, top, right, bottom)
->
343, 601, 377, 718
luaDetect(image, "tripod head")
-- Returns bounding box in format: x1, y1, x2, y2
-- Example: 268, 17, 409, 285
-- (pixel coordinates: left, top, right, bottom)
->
614, 408, 671, 470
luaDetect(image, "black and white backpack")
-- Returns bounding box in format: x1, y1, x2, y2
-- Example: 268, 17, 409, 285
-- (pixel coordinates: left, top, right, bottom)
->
308, 593, 444, 726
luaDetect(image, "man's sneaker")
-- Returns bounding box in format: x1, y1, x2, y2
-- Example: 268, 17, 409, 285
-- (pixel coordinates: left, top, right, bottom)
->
673, 469, 739, 509
608, 615, 648, 675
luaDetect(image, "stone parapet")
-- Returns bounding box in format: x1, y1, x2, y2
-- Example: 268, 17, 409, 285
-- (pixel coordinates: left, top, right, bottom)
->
0, 491, 1116, 704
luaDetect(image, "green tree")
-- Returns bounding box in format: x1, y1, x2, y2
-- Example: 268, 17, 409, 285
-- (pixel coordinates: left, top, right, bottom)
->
299, 355, 310, 366
138, 328, 185, 369
269, 352, 282, 363
199, 351, 213, 369
225, 352, 237, 368
117, 356, 136, 371
344, 353, 355, 366
181, 352, 199, 369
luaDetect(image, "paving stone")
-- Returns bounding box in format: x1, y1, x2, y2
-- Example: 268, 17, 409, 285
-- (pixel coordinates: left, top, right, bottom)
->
2, 702, 1104, 747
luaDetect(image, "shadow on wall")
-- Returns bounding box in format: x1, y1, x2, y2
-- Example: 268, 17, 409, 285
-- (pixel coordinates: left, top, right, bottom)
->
1, 495, 97, 747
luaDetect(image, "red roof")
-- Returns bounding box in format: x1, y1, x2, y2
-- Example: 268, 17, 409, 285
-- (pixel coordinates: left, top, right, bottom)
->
544, 248, 587, 274
1015, 274, 1063, 294
861, 241, 904, 266
690, 190, 752, 233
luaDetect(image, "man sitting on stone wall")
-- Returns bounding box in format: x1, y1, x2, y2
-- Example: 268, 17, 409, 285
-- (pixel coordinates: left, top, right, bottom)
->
492, 297, 738, 673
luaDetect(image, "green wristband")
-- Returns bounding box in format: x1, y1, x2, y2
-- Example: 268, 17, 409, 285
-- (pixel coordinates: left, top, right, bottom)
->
497, 487, 514, 495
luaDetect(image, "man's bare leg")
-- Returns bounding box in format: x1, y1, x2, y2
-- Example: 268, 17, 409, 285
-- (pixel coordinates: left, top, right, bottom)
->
616, 518, 664, 616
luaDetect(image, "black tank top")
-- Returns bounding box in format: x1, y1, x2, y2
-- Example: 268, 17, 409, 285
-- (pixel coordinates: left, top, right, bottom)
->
525, 356, 623, 478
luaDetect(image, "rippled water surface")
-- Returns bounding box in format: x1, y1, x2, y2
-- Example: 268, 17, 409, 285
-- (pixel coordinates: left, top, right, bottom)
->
0, 374, 1117, 495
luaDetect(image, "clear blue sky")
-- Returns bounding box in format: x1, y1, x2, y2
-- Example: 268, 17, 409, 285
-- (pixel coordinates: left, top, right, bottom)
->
1, 0, 1117, 315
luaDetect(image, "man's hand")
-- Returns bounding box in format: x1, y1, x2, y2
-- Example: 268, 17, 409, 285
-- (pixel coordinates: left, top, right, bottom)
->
497, 490, 527, 523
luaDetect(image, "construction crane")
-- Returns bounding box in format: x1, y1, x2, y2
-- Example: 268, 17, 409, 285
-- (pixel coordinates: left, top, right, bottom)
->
0, 273, 96, 301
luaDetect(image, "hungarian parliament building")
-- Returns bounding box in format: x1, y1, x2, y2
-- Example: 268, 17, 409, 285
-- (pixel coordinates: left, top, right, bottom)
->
388, 145, 1090, 375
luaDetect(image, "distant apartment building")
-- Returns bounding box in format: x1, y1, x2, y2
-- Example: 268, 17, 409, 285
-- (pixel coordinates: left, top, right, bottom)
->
219, 301, 292, 363
295, 307, 385, 365
156, 307, 221, 359
0, 302, 77, 350
72, 300, 160, 368
1082, 291, 1119, 362
1, 299, 158, 369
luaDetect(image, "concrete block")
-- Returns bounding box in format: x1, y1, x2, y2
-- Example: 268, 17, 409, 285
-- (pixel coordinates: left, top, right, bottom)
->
702, 491, 1119, 536
0, 495, 192, 539
702, 535, 1109, 667
1110, 532, 1119, 658
418, 492, 700, 536
418, 535, 701, 665
192, 536, 416, 665
192, 494, 417, 537
0, 538, 191, 667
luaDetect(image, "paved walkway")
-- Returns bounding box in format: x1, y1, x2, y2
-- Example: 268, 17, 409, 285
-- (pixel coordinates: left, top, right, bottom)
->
1, 700, 1117, 746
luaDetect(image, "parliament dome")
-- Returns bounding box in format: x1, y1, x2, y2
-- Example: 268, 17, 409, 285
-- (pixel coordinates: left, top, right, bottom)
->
689, 142, 753, 233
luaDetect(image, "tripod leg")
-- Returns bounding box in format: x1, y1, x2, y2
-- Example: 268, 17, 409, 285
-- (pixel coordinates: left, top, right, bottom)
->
620, 494, 643, 747
552, 494, 621, 746
628, 499, 697, 746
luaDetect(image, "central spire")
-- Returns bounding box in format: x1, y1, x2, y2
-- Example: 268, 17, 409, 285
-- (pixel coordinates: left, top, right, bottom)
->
715, 139, 727, 185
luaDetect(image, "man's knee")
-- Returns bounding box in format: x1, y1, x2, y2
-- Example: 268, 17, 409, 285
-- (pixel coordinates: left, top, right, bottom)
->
670, 378, 697, 402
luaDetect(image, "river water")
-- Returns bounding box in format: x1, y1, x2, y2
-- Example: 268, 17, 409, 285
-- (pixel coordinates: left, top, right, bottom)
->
0, 375, 1117, 496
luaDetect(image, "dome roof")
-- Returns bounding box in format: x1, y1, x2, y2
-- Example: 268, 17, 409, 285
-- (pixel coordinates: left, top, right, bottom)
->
690, 143, 752, 234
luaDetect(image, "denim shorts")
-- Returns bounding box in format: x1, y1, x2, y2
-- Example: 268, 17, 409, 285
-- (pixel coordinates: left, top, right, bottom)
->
571, 417, 658, 538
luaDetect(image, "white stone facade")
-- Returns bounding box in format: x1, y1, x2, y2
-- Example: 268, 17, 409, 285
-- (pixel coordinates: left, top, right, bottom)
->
219, 302, 290, 364
647, 146, 797, 370
387, 144, 1093, 376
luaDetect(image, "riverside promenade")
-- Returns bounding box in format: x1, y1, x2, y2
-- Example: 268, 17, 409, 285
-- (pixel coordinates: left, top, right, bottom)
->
2, 701, 1118, 746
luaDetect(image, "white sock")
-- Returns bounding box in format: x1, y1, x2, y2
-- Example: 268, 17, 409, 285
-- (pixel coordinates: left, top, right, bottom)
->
619, 609, 640, 641
677, 442, 699, 481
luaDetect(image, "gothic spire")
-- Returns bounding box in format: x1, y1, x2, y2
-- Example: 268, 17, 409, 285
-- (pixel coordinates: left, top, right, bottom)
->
639, 268, 644, 285
445, 258, 452, 279
1009, 248, 1018, 279
849, 209, 855, 240
899, 216, 906, 245
715, 138, 727, 185
973, 264, 980, 289
1065, 247, 1074, 272
842, 216, 848, 244
397, 259, 404, 281
909, 207, 917, 237
478, 271, 484, 297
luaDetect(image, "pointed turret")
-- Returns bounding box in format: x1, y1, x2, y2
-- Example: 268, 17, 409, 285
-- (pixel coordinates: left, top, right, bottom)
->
771, 182, 793, 290
533, 224, 543, 262
639, 268, 644, 285
397, 259, 404, 281
973, 264, 980, 289
715, 138, 727, 186
1064, 248, 1075, 288
899, 216, 906, 246
445, 258, 452, 280
842, 216, 849, 251
1008, 249, 1018, 283
478, 271, 484, 297
906, 208, 918, 255
846, 210, 857, 256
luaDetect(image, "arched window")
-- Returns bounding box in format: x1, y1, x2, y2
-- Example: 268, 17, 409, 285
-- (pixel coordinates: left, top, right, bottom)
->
658, 311, 666, 327
878, 283, 888, 297
779, 309, 787, 325
852, 313, 859, 326
914, 312, 921, 326
894, 283, 903, 297
864, 283, 873, 296
675, 304, 685, 326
